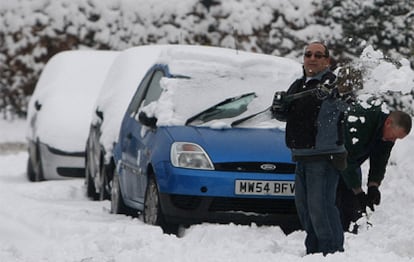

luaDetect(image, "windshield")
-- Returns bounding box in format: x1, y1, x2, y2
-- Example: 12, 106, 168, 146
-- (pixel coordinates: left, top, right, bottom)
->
185, 92, 257, 125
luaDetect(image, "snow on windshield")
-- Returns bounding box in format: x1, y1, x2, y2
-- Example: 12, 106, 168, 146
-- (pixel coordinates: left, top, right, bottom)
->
142, 47, 302, 129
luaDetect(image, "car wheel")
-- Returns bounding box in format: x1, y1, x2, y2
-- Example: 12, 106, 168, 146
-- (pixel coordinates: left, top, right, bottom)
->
110, 170, 134, 215
27, 144, 44, 182
26, 156, 36, 182
143, 176, 178, 234
143, 176, 163, 225
85, 155, 99, 200
99, 161, 113, 201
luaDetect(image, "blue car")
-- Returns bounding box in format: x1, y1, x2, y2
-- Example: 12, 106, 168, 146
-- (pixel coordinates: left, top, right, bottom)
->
111, 45, 301, 233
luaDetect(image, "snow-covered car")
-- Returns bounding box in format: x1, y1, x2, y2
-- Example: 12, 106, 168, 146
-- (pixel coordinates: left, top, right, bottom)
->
110, 45, 303, 233
26, 50, 119, 181
85, 46, 167, 200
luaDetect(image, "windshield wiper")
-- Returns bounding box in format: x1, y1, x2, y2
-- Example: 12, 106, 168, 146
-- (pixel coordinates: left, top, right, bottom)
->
185, 92, 256, 125
230, 106, 271, 127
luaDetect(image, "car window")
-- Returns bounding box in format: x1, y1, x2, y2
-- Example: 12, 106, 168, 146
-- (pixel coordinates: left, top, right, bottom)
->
142, 70, 164, 107
127, 69, 165, 116
127, 71, 153, 115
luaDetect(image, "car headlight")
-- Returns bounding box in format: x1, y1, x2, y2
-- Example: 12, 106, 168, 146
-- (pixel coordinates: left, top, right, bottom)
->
170, 142, 214, 170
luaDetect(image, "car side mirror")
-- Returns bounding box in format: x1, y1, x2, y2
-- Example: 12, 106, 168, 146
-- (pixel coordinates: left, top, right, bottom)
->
34, 100, 42, 111
138, 111, 157, 128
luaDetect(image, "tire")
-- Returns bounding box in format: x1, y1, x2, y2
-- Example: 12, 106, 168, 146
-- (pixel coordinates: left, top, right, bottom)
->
110, 170, 135, 215
27, 144, 44, 182
27, 156, 36, 182
99, 161, 114, 201
85, 155, 99, 200
143, 176, 178, 234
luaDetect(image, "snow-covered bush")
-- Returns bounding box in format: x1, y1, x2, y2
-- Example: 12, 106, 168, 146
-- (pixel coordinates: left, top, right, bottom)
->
0, 0, 413, 117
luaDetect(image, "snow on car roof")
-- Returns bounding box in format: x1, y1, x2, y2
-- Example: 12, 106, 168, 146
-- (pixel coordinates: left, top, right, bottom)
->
95, 45, 168, 156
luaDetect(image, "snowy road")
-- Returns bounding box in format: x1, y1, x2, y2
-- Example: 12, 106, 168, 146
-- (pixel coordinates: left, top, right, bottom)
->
0, 151, 304, 262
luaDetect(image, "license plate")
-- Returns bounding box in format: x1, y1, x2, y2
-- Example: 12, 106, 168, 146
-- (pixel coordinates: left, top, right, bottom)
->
235, 180, 295, 196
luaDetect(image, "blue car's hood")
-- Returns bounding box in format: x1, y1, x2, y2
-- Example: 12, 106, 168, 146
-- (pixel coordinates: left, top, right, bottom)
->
164, 126, 292, 163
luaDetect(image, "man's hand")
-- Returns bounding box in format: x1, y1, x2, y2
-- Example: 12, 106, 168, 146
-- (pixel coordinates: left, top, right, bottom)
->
367, 186, 381, 211
271, 91, 288, 120
315, 72, 337, 100
271, 91, 286, 109
320, 72, 336, 89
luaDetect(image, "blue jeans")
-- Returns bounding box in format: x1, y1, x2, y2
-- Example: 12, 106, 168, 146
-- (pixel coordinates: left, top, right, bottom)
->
295, 159, 344, 255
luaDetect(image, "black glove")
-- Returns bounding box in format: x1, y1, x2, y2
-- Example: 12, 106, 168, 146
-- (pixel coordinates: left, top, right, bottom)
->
271, 91, 287, 109
271, 91, 288, 120
316, 72, 337, 100
354, 191, 368, 214
367, 186, 381, 211
320, 71, 337, 89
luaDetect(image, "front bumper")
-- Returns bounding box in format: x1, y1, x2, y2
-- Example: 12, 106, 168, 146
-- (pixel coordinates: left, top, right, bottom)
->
160, 193, 300, 233
39, 143, 85, 180
156, 163, 300, 232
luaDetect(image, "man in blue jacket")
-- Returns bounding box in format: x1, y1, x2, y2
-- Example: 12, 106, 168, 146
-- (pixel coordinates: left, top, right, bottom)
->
272, 41, 349, 255
337, 101, 412, 233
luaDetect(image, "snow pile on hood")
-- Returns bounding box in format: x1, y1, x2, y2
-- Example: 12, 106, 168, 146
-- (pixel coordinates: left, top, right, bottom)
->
141, 46, 302, 129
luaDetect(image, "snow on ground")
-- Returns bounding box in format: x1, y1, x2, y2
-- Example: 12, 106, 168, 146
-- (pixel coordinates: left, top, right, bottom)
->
1, 113, 414, 261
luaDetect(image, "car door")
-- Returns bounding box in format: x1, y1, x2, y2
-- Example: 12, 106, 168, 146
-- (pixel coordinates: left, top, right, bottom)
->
120, 66, 166, 204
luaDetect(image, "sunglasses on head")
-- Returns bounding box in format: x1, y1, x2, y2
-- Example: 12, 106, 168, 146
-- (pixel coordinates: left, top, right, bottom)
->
304, 51, 327, 59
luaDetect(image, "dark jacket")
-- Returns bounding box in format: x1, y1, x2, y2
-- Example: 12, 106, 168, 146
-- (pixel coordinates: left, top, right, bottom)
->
341, 101, 394, 189
281, 68, 348, 165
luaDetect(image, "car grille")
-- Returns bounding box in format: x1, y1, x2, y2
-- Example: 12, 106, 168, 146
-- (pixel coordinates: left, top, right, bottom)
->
209, 197, 296, 214
170, 195, 297, 215
57, 167, 85, 177
214, 162, 295, 174
170, 195, 202, 210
